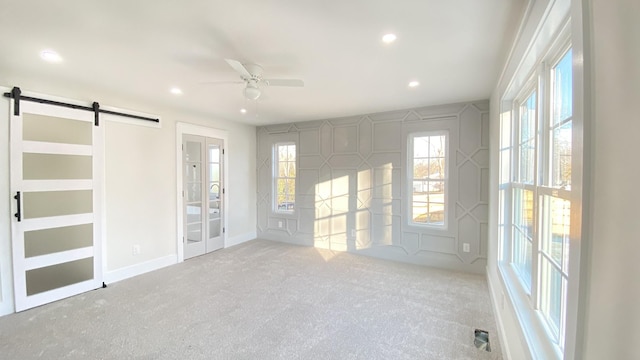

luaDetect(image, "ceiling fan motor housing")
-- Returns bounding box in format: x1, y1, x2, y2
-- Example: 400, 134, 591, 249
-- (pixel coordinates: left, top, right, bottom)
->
221, 59, 303, 100
243, 63, 264, 80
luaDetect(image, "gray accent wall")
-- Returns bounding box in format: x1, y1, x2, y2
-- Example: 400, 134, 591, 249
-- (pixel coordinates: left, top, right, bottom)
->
257, 101, 489, 273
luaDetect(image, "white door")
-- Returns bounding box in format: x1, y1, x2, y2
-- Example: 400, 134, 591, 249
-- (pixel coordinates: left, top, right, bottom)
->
183, 135, 224, 259
206, 138, 224, 252
10, 101, 103, 312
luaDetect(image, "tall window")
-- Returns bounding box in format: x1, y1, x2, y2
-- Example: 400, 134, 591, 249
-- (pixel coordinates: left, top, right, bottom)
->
500, 46, 573, 350
274, 143, 296, 212
408, 132, 448, 227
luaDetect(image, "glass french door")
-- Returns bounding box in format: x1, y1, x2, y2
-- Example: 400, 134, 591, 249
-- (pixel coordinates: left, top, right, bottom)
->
10, 101, 103, 312
183, 135, 224, 259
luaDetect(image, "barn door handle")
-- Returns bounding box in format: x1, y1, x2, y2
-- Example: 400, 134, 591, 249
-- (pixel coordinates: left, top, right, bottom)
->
14, 191, 21, 222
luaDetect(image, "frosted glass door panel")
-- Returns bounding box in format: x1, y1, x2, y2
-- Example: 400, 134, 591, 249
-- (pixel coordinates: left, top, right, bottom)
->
23, 153, 92, 180
23, 113, 92, 145
23, 190, 93, 219
26, 257, 93, 296
24, 223, 93, 258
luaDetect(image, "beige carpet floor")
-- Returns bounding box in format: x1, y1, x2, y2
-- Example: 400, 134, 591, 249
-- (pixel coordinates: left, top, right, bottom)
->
0, 239, 502, 359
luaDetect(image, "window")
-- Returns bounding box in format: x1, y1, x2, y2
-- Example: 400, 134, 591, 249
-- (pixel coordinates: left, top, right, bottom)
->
408, 132, 448, 227
500, 45, 574, 351
274, 143, 296, 212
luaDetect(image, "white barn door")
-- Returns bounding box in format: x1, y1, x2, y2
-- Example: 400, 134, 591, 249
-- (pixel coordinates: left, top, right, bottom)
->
10, 100, 103, 312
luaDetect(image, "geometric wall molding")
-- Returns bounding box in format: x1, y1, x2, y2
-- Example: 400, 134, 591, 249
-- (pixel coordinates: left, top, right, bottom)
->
257, 100, 490, 274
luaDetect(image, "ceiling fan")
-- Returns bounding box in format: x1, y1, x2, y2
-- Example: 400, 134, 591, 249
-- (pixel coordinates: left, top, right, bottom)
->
205, 59, 304, 100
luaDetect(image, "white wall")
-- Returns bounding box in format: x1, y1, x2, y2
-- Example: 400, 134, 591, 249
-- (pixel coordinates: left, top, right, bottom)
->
0, 87, 257, 315
582, 0, 640, 358
104, 119, 176, 271
0, 88, 13, 316
102, 111, 257, 273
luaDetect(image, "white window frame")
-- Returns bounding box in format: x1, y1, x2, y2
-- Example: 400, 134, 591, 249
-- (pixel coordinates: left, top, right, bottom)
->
407, 131, 449, 230
273, 142, 296, 214
498, 17, 580, 359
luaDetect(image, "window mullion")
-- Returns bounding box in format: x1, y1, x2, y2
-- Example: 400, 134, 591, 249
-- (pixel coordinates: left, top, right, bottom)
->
509, 101, 519, 266
505, 102, 517, 264
540, 62, 552, 188
512, 102, 520, 184
530, 65, 545, 309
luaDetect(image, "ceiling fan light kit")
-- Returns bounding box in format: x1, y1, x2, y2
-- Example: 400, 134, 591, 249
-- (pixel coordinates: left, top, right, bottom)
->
244, 83, 261, 100
204, 59, 305, 101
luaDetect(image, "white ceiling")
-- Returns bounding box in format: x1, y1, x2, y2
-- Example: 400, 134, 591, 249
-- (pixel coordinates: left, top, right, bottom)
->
0, 1, 522, 126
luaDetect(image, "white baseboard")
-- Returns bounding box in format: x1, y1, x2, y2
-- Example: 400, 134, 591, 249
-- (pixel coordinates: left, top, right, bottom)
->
487, 268, 512, 360
226, 231, 256, 248
104, 254, 177, 285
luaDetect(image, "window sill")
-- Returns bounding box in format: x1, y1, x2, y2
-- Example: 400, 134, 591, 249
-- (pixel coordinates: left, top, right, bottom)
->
408, 223, 447, 230
404, 221, 452, 237
271, 210, 296, 218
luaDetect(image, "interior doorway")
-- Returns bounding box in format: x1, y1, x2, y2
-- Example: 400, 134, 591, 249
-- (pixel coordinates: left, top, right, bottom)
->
182, 134, 225, 259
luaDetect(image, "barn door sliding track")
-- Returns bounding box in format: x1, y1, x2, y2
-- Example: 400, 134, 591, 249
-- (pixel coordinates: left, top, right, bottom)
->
3, 86, 159, 126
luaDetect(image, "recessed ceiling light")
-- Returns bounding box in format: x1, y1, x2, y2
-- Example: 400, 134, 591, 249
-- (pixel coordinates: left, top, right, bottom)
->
408, 81, 420, 88
40, 49, 62, 63
382, 33, 397, 44
170, 87, 182, 95
240, 108, 247, 114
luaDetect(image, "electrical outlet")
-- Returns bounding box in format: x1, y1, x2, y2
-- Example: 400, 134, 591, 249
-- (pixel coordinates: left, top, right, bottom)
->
463, 243, 470, 253
132, 245, 141, 256
278, 221, 283, 228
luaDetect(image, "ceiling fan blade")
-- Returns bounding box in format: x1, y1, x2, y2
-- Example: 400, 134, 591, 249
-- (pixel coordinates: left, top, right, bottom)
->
263, 79, 304, 87
225, 59, 252, 79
